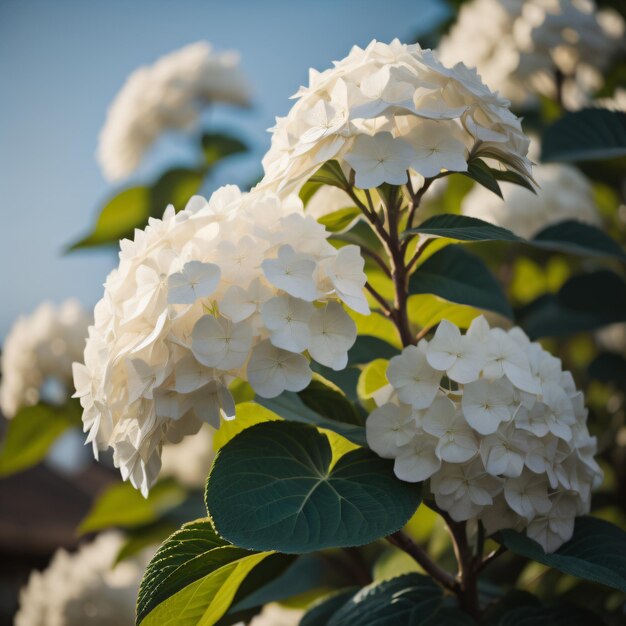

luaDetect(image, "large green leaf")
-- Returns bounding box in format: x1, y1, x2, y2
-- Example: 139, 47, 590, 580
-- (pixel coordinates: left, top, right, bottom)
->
404, 214, 521, 242
541, 109, 626, 162
318, 207, 361, 233
347, 335, 399, 365
405, 215, 626, 262
531, 220, 626, 262
300, 589, 360, 626
500, 517, 626, 593
409, 245, 513, 319
79, 478, 186, 534
68, 186, 151, 250
301, 574, 473, 626
206, 421, 422, 553
256, 392, 367, 447
0, 402, 81, 476
137, 519, 281, 626
201, 132, 247, 167
308, 160, 350, 190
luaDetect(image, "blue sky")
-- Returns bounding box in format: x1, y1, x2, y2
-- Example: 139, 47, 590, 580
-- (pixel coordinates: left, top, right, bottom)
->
0, 0, 445, 338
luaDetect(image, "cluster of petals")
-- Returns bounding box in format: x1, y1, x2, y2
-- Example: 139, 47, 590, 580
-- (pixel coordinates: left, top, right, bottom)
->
73, 186, 367, 495
366, 316, 602, 552
259, 39, 532, 195
439, 0, 624, 108
0, 300, 91, 418
14, 532, 145, 626
97, 41, 251, 181
461, 151, 600, 238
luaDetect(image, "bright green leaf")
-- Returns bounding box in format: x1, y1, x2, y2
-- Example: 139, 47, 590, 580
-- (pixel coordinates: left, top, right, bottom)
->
137, 519, 279, 626
150, 167, 205, 216
407, 294, 480, 333
318, 206, 361, 233
79, 478, 186, 534
409, 245, 513, 319
213, 401, 280, 451
500, 517, 626, 593
308, 160, 350, 190
206, 422, 422, 553
0, 403, 80, 476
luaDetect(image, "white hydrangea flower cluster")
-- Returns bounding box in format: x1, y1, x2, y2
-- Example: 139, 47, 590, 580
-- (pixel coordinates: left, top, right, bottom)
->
366, 316, 602, 552
461, 159, 600, 238
439, 0, 624, 108
14, 532, 145, 626
259, 39, 532, 195
0, 300, 91, 418
97, 41, 251, 181
73, 186, 368, 495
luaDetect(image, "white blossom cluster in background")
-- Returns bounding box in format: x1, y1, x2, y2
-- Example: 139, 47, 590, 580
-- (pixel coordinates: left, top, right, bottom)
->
366, 316, 602, 552
0, 300, 91, 418
439, 0, 624, 109
14, 533, 145, 626
73, 186, 368, 495
97, 41, 251, 181
259, 39, 533, 195
461, 158, 600, 238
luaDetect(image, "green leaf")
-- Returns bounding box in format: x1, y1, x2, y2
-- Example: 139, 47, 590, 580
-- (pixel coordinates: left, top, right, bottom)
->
301, 574, 473, 626
79, 478, 186, 534
137, 519, 280, 626
201, 132, 247, 167
299, 377, 364, 427
318, 206, 361, 232
206, 421, 422, 553
463, 159, 503, 198
531, 220, 626, 262
68, 186, 151, 250
589, 352, 626, 387
497, 604, 605, 626
490, 168, 536, 193
308, 160, 350, 190
300, 589, 360, 626
409, 245, 513, 319
404, 214, 521, 242
541, 109, 626, 162
347, 335, 399, 365
500, 517, 626, 593
149, 167, 205, 217
255, 392, 367, 447
0, 403, 80, 476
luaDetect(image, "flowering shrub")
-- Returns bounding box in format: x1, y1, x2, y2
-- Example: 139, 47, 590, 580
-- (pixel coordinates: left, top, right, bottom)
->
98, 41, 251, 181
366, 316, 602, 552
0, 299, 90, 418
260, 39, 533, 195
73, 186, 367, 495
439, 0, 624, 107
14, 533, 146, 626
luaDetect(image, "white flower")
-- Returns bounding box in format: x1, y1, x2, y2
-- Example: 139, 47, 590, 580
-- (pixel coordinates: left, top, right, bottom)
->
1, 300, 91, 418
344, 132, 415, 189
320, 245, 370, 315
366, 403, 417, 458
426, 319, 485, 384
246, 340, 311, 398
423, 396, 479, 463
365, 315, 602, 552
461, 146, 601, 239
97, 41, 251, 181
462, 377, 515, 435
14, 532, 148, 626
387, 344, 441, 409
75, 187, 367, 494
439, 0, 624, 108
259, 39, 532, 195
308, 302, 357, 370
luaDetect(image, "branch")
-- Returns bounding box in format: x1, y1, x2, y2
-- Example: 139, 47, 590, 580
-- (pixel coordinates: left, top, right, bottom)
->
477, 545, 507, 573
365, 282, 392, 315
387, 531, 458, 593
